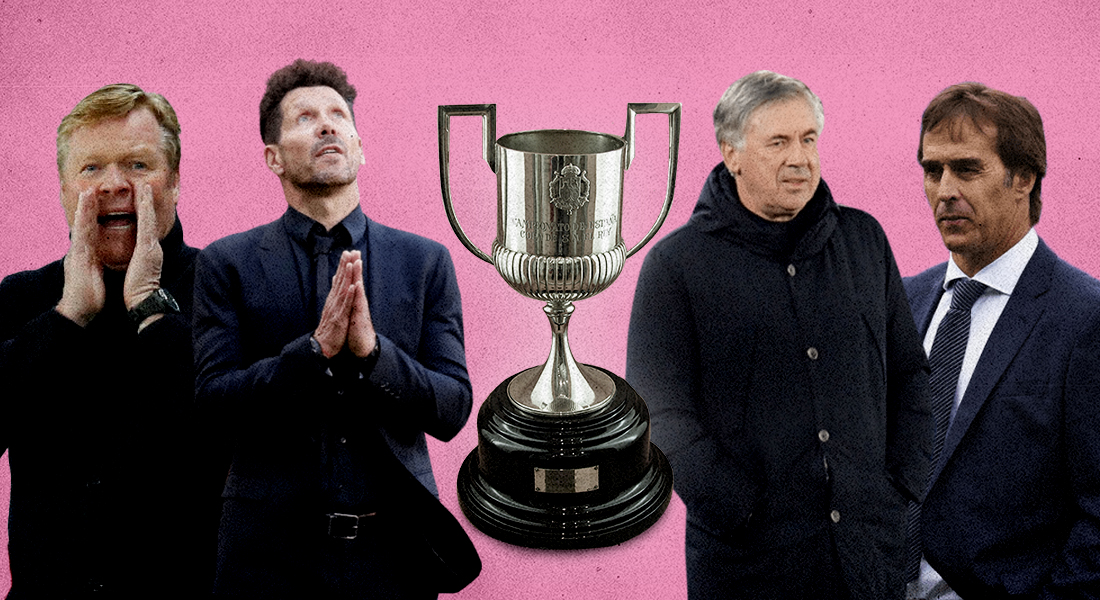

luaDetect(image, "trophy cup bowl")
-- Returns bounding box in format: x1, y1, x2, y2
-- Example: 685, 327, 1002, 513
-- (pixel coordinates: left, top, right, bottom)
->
439, 103, 678, 548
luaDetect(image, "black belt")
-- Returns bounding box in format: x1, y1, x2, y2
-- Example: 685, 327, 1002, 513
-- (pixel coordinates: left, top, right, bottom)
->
326, 512, 377, 540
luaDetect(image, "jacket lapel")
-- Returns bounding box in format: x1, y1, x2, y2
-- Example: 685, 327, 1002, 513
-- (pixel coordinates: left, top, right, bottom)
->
929, 241, 1054, 487
257, 219, 310, 334
910, 266, 946, 341
364, 218, 384, 327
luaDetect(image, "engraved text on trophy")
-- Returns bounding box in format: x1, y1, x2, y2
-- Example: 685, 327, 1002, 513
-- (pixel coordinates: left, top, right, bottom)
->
509, 215, 617, 243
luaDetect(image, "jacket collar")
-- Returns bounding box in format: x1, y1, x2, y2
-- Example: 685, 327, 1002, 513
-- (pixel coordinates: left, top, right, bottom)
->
688, 163, 838, 260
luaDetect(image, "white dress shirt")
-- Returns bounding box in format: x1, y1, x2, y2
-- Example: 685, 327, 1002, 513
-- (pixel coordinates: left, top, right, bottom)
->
908, 228, 1038, 600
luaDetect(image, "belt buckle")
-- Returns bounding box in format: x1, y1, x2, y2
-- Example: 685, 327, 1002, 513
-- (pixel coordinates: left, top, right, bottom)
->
327, 513, 360, 540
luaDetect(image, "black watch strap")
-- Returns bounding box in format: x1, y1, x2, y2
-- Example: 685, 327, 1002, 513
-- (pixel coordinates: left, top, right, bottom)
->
128, 288, 180, 325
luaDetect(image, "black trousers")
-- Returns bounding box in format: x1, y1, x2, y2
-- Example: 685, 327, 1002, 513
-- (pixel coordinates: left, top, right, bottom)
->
214, 497, 437, 600
686, 519, 852, 600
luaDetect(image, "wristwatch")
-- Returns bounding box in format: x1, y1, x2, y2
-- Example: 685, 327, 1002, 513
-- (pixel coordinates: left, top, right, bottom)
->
128, 288, 180, 325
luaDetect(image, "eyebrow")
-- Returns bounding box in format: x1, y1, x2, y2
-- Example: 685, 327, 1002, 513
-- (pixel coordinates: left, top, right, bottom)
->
74, 145, 160, 163
769, 129, 818, 142
920, 157, 984, 170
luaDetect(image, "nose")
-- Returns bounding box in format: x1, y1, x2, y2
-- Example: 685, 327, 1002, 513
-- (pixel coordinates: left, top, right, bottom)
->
317, 113, 338, 138
785, 140, 811, 167
936, 170, 961, 202
97, 164, 131, 196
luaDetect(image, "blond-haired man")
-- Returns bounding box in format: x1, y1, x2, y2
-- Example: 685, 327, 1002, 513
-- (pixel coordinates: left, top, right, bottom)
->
0, 84, 216, 597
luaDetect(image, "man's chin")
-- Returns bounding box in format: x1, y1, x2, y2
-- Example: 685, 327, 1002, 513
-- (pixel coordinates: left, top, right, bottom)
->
940, 234, 978, 257
97, 242, 136, 271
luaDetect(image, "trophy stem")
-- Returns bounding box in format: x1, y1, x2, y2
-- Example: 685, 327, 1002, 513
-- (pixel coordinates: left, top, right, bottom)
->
506, 299, 615, 414
544, 301, 584, 406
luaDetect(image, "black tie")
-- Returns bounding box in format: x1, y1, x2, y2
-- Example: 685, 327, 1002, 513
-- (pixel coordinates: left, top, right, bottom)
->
309, 227, 341, 322
906, 277, 988, 581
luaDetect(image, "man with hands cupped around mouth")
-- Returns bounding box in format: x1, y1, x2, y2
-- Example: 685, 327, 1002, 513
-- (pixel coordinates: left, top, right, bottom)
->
0, 84, 219, 598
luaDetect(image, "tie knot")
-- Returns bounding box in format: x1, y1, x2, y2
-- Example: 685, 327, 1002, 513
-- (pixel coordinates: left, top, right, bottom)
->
949, 278, 987, 312
309, 225, 347, 257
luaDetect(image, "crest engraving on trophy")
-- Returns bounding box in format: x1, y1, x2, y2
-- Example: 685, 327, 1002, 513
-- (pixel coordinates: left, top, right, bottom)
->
549, 163, 590, 214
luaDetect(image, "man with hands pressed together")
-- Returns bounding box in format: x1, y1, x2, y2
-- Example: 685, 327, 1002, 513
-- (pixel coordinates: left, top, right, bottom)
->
194, 59, 477, 599
0, 84, 214, 597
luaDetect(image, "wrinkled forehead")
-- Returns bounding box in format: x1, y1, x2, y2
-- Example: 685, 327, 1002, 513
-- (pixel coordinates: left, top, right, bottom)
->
925, 114, 996, 146
747, 97, 820, 135
280, 86, 352, 116
65, 109, 169, 164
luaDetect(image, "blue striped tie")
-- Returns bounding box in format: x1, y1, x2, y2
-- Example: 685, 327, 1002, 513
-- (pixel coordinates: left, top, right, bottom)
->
906, 277, 988, 581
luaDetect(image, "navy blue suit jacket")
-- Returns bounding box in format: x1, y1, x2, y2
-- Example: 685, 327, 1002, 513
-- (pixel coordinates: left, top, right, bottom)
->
905, 239, 1100, 599
194, 214, 472, 504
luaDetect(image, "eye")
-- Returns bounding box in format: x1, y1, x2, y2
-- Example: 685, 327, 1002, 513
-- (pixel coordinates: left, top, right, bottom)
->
922, 165, 943, 180
81, 164, 98, 174
297, 113, 312, 124
132, 161, 147, 170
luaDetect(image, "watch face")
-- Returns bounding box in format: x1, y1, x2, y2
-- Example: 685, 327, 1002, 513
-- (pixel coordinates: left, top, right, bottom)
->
158, 288, 181, 312
131, 288, 180, 323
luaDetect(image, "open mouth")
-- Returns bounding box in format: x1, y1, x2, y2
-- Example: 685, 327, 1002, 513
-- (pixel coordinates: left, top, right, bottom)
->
316, 145, 343, 157
97, 212, 137, 228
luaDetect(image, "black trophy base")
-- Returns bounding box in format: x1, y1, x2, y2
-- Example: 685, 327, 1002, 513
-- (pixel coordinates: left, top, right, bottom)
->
457, 366, 673, 549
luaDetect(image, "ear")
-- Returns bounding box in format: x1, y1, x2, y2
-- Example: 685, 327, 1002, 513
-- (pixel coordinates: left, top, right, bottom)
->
264, 145, 284, 176
357, 136, 365, 166
167, 171, 181, 208
1013, 171, 1036, 199
720, 141, 741, 176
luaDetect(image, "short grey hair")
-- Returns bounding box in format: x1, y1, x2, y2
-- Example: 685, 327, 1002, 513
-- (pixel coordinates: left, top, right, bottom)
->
714, 71, 824, 149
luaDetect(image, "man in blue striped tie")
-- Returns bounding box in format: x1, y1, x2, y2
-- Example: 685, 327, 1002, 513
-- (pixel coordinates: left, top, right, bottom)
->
904, 83, 1100, 600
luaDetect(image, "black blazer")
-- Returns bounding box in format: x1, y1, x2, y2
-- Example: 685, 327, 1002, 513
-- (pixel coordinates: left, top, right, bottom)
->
194, 214, 472, 502
905, 239, 1100, 599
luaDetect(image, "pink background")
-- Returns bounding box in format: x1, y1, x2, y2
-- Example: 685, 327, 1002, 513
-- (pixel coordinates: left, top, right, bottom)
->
2, 1, 1098, 596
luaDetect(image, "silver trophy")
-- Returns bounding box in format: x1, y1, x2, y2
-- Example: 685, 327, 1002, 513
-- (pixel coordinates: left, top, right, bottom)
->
439, 104, 678, 548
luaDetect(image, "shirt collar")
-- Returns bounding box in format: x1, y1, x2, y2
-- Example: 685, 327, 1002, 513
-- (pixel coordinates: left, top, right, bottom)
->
943, 228, 1038, 296
282, 204, 367, 249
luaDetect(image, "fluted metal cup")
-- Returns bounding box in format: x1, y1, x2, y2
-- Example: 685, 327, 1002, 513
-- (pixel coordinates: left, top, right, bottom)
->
439, 103, 680, 414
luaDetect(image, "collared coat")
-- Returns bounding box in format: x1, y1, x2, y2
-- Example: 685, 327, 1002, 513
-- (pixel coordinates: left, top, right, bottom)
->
627, 165, 932, 600
906, 241, 1100, 599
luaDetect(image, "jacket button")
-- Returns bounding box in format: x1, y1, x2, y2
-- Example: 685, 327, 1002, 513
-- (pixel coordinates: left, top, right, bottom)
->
787, 264, 796, 277
818, 429, 829, 442
807, 347, 819, 360
830, 510, 841, 523
339, 437, 347, 444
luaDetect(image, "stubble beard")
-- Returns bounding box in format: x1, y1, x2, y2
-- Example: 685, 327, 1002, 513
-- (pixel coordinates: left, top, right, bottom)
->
289, 161, 359, 192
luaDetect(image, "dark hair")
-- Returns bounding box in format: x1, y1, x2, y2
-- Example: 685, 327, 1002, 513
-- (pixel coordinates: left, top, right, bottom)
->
919, 82, 1046, 224
259, 59, 357, 145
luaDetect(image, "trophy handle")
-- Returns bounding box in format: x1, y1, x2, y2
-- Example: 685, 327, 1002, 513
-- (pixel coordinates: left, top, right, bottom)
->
623, 103, 681, 258
438, 104, 497, 264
